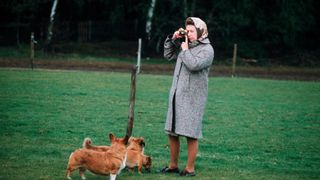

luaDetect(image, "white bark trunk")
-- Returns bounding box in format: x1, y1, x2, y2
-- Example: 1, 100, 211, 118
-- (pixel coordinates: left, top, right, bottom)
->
47, 0, 59, 43
145, 0, 156, 40
50, 0, 58, 22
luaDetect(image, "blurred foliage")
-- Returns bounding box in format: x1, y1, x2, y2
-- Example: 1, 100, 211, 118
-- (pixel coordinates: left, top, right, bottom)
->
0, 0, 319, 66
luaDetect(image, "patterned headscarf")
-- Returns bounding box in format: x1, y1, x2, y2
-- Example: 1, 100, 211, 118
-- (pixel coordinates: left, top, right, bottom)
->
185, 17, 209, 41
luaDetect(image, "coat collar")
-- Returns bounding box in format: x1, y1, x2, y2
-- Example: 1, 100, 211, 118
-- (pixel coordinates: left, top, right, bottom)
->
189, 38, 211, 48
198, 38, 210, 44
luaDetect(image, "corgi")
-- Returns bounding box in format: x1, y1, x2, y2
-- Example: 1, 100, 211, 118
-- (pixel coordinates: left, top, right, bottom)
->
66, 133, 128, 180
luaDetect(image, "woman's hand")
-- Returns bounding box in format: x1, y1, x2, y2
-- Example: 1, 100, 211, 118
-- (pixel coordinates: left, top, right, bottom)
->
181, 35, 189, 51
172, 28, 185, 40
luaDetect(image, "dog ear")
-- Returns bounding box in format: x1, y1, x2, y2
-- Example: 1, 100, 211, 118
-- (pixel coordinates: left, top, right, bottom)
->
128, 137, 133, 144
140, 138, 145, 147
139, 137, 146, 147
109, 133, 115, 142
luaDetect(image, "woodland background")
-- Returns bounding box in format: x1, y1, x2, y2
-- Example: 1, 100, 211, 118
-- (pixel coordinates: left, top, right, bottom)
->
0, 0, 320, 66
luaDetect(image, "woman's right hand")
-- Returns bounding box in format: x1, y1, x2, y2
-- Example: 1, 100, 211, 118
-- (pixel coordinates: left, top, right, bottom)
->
172, 28, 185, 40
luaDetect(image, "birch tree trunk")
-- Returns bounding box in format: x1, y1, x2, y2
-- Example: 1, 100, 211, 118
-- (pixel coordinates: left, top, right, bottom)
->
145, 0, 156, 40
44, 0, 59, 51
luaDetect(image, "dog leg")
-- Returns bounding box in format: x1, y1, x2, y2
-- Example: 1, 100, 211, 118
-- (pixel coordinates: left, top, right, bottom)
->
66, 153, 73, 179
79, 167, 86, 180
122, 152, 128, 168
66, 152, 82, 180
138, 160, 143, 174
66, 168, 73, 180
66, 163, 77, 179
127, 167, 134, 172
66, 174, 72, 180
117, 152, 127, 174
66, 166, 77, 180
110, 174, 117, 180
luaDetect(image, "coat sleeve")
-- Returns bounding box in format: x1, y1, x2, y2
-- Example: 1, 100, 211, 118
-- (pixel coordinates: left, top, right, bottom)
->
163, 35, 180, 61
179, 44, 214, 72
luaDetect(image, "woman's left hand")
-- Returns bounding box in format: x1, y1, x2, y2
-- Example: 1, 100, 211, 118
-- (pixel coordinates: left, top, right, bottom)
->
181, 35, 189, 51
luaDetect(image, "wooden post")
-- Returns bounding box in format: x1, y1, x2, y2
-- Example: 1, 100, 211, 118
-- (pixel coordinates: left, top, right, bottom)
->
137, 38, 142, 74
30, 32, 35, 70
232, 43, 237, 77
126, 66, 138, 137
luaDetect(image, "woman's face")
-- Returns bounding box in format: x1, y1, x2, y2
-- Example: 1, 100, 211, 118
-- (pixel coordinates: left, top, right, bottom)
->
186, 25, 198, 42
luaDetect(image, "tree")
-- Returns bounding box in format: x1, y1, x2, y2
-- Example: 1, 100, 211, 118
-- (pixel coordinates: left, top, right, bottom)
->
145, 0, 156, 40
44, 0, 59, 52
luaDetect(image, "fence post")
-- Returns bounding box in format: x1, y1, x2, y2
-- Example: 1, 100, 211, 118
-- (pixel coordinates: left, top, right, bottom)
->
30, 32, 35, 70
232, 43, 237, 77
137, 38, 142, 74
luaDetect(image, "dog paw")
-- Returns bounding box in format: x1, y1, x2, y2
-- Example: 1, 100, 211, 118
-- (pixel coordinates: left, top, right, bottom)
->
67, 176, 72, 180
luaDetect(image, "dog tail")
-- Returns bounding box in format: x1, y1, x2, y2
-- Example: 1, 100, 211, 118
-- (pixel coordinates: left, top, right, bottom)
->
82, 137, 92, 149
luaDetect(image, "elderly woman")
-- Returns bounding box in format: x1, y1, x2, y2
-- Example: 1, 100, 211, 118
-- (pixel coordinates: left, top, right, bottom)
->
161, 17, 214, 176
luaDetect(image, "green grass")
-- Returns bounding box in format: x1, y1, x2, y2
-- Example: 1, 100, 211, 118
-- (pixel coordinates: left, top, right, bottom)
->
0, 68, 319, 179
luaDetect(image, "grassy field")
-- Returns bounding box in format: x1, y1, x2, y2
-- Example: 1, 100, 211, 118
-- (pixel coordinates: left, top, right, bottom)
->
1, 45, 320, 81
0, 68, 319, 179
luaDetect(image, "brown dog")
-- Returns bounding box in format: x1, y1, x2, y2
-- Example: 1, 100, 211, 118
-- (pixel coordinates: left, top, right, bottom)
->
84, 136, 152, 174
66, 133, 128, 180
126, 137, 152, 174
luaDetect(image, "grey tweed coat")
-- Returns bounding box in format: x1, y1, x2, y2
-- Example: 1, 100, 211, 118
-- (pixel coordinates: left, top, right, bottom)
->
164, 35, 214, 139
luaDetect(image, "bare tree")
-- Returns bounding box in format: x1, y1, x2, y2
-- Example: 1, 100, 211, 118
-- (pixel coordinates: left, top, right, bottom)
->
44, 0, 59, 52
145, 0, 156, 40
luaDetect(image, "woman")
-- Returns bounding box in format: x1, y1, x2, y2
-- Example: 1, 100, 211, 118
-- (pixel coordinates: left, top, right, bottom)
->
161, 17, 214, 176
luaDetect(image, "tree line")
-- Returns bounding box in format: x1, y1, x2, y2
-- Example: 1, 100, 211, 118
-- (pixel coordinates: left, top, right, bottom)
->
1, 0, 319, 66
